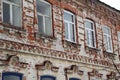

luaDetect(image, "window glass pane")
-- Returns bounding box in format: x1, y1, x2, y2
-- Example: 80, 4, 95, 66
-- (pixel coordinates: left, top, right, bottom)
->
103, 27, 110, 34
118, 32, 120, 42
104, 35, 108, 49
70, 23, 75, 41
64, 12, 73, 22
86, 30, 90, 45
45, 17, 52, 36
91, 31, 95, 47
89, 31, 92, 46
12, 5, 21, 27
85, 21, 93, 29
108, 37, 112, 50
38, 15, 44, 34
3, 75, 20, 80
7, 0, 20, 5
3, 2, 10, 24
37, 0, 51, 16
65, 23, 69, 40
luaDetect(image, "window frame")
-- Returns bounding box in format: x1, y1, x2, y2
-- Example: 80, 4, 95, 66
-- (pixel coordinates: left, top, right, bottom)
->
40, 75, 56, 80
103, 26, 113, 52
85, 19, 96, 48
63, 10, 76, 42
2, 0, 22, 27
36, 0, 53, 36
2, 72, 23, 80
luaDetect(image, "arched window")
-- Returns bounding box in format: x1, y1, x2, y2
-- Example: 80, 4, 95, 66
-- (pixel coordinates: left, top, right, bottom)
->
103, 26, 112, 52
63, 10, 76, 42
69, 78, 80, 80
41, 75, 56, 80
36, 0, 52, 36
85, 19, 96, 47
2, 72, 23, 80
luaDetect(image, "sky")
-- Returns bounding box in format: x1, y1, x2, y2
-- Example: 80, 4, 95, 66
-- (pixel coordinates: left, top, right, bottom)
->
100, 0, 120, 10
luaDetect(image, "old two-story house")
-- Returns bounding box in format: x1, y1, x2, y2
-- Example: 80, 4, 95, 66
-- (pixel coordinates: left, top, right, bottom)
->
0, 0, 120, 80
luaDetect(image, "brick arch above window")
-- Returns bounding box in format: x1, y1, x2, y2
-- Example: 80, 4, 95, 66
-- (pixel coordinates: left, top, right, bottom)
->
60, 3, 78, 15
47, 0, 59, 5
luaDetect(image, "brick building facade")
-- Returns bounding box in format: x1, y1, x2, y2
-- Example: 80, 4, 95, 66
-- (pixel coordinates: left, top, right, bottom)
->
0, 0, 120, 80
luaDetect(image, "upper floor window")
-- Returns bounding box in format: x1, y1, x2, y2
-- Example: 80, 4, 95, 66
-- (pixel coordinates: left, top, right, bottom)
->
63, 10, 76, 42
36, 0, 52, 36
103, 26, 112, 52
2, 0, 21, 27
2, 72, 23, 80
41, 75, 56, 80
85, 19, 96, 47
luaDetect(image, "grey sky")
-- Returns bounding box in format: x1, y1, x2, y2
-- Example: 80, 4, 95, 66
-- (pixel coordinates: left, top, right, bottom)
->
100, 0, 120, 10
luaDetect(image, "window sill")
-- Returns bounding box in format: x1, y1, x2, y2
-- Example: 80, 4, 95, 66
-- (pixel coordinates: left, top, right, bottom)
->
0, 22, 25, 31
64, 39, 81, 46
103, 50, 113, 53
85, 46, 101, 52
103, 51, 116, 59
35, 33, 57, 40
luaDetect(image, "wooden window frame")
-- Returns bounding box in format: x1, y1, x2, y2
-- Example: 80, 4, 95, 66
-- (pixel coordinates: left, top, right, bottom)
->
2, 0, 22, 27
36, 0, 53, 37
85, 19, 96, 48
63, 10, 76, 43
103, 26, 113, 52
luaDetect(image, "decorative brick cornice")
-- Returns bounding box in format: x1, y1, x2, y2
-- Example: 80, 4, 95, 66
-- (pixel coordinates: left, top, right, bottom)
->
0, 39, 114, 68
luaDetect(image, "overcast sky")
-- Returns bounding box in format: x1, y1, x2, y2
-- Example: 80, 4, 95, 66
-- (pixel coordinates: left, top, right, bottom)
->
100, 0, 120, 10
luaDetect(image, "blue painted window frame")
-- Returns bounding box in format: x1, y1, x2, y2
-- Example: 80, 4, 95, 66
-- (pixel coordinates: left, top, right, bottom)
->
2, 72, 23, 80
69, 78, 80, 80
41, 75, 55, 80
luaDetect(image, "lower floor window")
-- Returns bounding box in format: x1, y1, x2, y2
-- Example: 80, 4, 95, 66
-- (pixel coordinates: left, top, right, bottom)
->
69, 78, 80, 80
2, 72, 23, 80
41, 75, 55, 80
